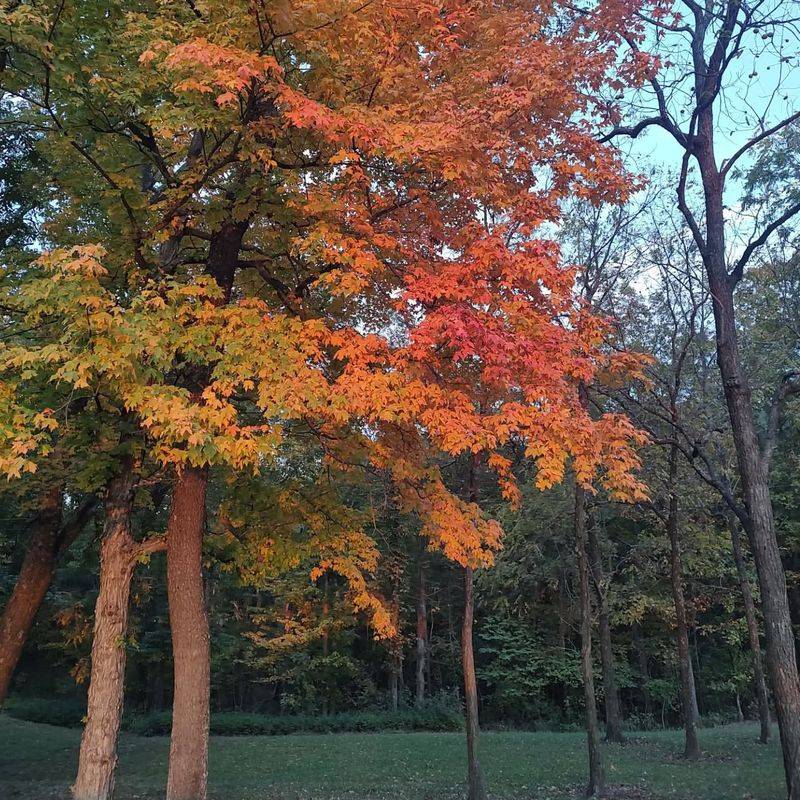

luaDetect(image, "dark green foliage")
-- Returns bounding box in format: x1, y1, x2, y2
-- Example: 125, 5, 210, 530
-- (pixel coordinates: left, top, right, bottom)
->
3, 695, 464, 736
2, 696, 87, 727
478, 615, 582, 723
126, 705, 465, 737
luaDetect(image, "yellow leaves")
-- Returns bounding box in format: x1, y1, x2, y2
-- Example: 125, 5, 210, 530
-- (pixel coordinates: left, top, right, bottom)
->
0, 384, 57, 479
328, 149, 360, 165
228, 471, 392, 638
37, 245, 108, 277
32, 410, 58, 432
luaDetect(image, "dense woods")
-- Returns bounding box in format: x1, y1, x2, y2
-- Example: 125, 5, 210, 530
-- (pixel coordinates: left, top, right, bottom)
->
0, 1, 799, 799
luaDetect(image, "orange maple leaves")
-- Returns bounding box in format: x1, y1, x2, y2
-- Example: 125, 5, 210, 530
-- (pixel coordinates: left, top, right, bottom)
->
0, 0, 651, 623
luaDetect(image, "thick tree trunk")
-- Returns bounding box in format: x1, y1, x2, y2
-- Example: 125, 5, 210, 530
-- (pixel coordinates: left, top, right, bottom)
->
788, 561, 800, 665
666, 444, 701, 760
73, 463, 137, 800
575, 484, 605, 797
728, 514, 771, 744
463, 566, 487, 800
587, 521, 624, 743
0, 489, 98, 705
0, 487, 62, 704
694, 124, 800, 796
714, 302, 800, 790
415, 562, 427, 708
166, 466, 210, 800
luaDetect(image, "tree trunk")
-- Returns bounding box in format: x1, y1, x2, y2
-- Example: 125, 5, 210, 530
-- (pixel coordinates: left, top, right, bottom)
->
389, 660, 399, 712
0, 487, 97, 705
463, 566, 487, 800
415, 561, 427, 708
575, 484, 605, 797
728, 513, 771, 744
166, 466, 210, 800
666, 444, 701, 760
320, 571, 331, 660
389, 586, 401, 712
634, 626, 652, 718
695, 124, 800, 796
73, 463, 137, 800
688, 658, 701, 724
587, 521, 624, 743
557, 569, 568, 651
0, 487, 62, 704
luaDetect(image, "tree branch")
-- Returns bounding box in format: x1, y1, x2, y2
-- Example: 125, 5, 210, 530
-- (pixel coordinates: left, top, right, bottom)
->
760, 370, 800, 474
728, 199, 800, 287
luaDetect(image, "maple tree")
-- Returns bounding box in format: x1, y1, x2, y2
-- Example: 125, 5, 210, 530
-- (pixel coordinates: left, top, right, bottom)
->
0, 1, 649, 798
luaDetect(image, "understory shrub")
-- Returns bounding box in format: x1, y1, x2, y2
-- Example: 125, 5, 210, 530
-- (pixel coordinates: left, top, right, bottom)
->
3, 696, 463, 736
127, 705, 464, 736
2, 696, 86, 727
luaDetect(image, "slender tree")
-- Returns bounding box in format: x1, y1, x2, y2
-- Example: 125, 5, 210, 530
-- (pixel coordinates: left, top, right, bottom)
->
587, 519, 625, 743
575, 483, 606, 795
463, 457, 487, 800
604, 3, 800, 791
462, 564, 487, 800
665, 444, 701, 759
415, 559, 428, 708
727, 512, 772, 744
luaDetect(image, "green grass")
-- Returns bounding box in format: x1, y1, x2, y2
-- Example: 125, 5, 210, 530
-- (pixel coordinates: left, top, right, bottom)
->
0, 715, 784, 799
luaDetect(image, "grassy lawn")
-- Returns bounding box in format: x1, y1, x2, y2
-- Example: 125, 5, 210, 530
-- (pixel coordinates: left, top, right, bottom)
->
0, 715, 784, 799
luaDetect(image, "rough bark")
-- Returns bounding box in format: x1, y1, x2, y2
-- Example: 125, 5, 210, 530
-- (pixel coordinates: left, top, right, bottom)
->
463, 566, 487, 800
166, 466, 210, 800
575, 484, 605, 797
0, 488, 96, 704
587, 521, 624, 743
73, 463, 137, 800
415, 562, 427, 708
0, 487, 63, 704
666, 444, 701, 760
694, 109, 800, 797
728, 514, 771, 744
162, 217, 247, 799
